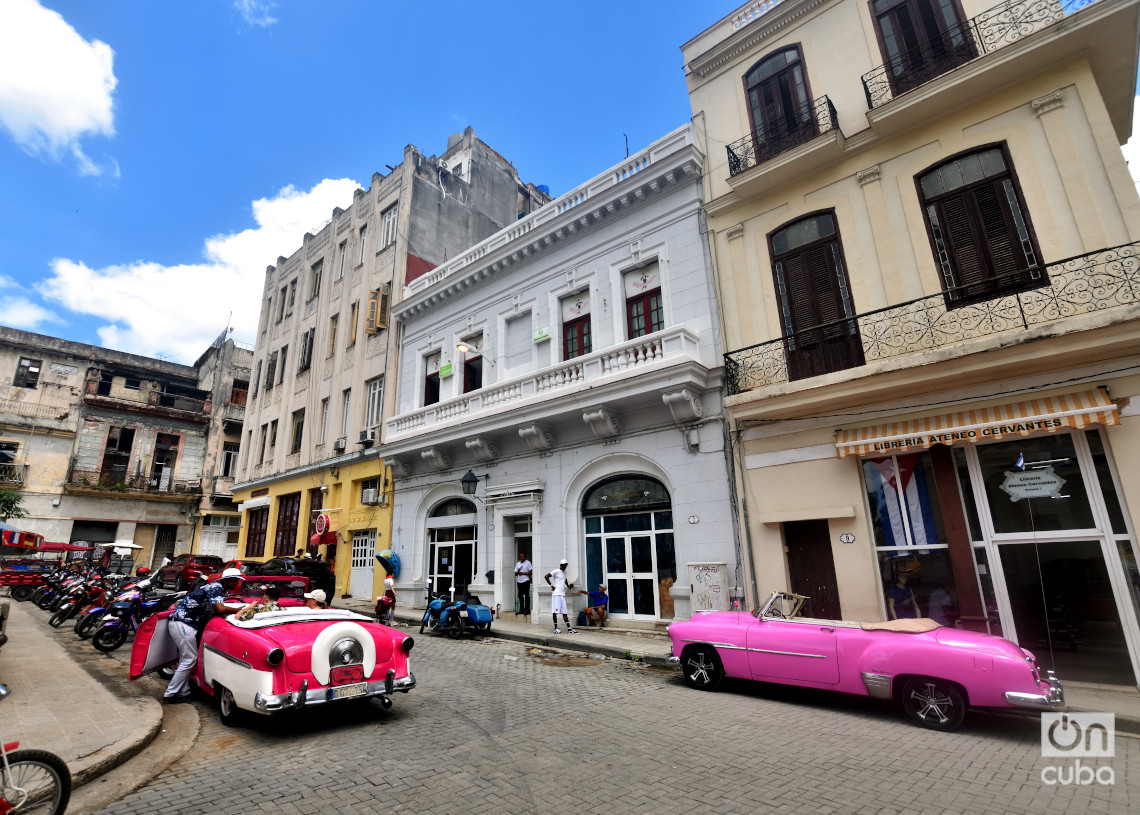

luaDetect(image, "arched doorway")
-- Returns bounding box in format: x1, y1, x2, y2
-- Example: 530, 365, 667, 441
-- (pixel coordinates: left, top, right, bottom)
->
426, 497, 477, 597
582, 476, 676, 620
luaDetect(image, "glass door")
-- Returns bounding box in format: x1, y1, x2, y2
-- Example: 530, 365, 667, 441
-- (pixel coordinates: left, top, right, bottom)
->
968, 433, 1138, 684
603, 534, 658, 618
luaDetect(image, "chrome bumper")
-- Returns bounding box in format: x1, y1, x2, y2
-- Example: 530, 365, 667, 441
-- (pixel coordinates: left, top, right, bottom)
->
1004, 670, 1064, 710
254, 671, 416, 714
666, 654, 680, 665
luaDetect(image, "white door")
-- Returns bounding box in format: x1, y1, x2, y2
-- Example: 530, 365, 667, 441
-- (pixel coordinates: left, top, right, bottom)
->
350, 530, 376, 599
199, 529, 226, 558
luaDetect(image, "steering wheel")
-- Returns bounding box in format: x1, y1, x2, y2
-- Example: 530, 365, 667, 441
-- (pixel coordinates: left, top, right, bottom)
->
767, 607, 785, 619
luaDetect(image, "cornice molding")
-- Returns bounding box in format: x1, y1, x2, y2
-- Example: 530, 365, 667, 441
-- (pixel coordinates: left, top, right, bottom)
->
687, 0, 831, 80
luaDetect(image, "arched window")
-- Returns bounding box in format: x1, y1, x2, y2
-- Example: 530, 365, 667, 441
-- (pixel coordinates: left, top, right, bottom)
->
431, 498, 476, 517
582, 476, 676, 620
917, 144, 1043, 305
769, 211, 863, 381
743, 46, 814, 162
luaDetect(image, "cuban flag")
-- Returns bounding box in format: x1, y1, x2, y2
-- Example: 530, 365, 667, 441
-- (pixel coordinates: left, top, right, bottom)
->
868, 454, 939, 547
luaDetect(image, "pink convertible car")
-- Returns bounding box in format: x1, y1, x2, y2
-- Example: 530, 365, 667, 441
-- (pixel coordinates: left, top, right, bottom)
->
130, 606, 415, 726
667, 592, 1063, 731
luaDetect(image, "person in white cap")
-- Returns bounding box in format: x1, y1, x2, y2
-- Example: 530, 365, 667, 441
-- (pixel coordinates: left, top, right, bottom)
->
164, 567, 243, 703
303, 588, 328, 609
544, 559, 578, 634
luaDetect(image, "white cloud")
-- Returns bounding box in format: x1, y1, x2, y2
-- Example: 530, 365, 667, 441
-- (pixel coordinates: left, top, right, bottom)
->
234, 0, 277, 28
0, 0, 117, 175
1122, 95, 1140, 192
39, 178, 360, 363
0, 274, 61, 331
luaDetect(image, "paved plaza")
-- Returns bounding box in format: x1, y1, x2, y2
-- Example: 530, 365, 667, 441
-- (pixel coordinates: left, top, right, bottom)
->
79, 633, 1136, 815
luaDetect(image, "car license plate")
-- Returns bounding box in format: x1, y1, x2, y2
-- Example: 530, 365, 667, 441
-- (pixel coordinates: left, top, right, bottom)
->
331, 683, 365, 700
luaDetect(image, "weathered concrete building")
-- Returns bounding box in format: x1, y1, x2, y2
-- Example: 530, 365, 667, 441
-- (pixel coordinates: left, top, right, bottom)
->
231, 129, 550, 601
683, 0, 1140, 685
0, 326, 251, 566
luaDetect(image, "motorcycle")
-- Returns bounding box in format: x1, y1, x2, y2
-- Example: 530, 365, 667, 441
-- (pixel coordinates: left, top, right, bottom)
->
419, 584, 493, 639
73, 576, 136, 640
0, 684, 71, 815
91, 582, 184, 653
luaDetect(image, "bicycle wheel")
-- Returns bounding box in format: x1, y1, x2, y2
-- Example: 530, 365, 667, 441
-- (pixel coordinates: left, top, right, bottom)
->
0, 748, 71, 815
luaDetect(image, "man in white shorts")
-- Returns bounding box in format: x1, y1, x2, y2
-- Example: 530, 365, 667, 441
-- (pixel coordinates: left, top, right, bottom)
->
544, 559, 577, 634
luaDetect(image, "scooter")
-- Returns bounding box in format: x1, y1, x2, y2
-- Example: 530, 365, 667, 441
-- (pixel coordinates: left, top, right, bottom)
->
419, 584, 493, 638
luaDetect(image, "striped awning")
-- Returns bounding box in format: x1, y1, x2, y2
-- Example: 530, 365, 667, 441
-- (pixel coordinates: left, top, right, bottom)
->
835, 388, 1119, 459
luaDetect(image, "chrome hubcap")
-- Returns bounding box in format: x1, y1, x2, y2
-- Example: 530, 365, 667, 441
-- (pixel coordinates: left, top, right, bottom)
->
909, 683, 952, 724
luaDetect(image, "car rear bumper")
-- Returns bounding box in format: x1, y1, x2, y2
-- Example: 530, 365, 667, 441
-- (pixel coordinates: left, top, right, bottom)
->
1004, 670, 1064, 710
253, 670, 416, 714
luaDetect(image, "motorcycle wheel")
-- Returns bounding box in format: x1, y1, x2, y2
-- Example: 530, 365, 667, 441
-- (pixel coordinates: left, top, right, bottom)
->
92, 625, 129, 653
31, 586, 47, 604
35, 593, 54, 610
48, 605, 72, 628
446, 615, 465, 640
11, 586, 33, 602
75, 613, 99, 640
0, 748, 71, 815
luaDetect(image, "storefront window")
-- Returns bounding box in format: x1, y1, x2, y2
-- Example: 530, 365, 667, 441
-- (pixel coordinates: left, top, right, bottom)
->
977, 436, 1095, 533
876, 548, 957, 624
1087, 430, 1127, 535
972, 546, 1003, 637
863, 453, 947, 547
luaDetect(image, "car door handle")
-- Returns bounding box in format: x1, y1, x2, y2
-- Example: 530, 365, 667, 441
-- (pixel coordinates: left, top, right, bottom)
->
820, 626, 834, 632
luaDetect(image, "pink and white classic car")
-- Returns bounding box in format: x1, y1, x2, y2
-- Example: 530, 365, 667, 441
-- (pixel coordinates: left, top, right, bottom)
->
130, 606, 415, 726
667, 592, 1063, 731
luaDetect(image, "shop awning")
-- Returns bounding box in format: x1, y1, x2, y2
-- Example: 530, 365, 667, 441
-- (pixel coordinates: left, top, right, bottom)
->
835, 388, 1119, 459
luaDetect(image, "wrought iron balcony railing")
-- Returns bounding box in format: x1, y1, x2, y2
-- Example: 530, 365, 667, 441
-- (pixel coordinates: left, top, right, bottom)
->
66, 466, 203, 496
726, 96, 839, 177
724, 241, 1140, 394
862, 0, 1099, 109
0, 463, 27, 485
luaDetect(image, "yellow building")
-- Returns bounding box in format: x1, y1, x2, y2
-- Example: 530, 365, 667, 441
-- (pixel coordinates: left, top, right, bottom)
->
231, 459, 391, 601
683, 0, 1140, 686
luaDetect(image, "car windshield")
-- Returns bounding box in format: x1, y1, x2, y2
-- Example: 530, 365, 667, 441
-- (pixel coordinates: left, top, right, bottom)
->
755, 592, 807, 619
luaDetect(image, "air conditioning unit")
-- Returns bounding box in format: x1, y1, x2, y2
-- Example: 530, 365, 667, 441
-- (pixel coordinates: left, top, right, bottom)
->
361, 488, 379, 505
333, 437, 347, 452
359, 428, 376, 446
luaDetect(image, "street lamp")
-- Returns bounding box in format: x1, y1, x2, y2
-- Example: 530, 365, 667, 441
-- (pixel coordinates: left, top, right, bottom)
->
460, 468, 479, 495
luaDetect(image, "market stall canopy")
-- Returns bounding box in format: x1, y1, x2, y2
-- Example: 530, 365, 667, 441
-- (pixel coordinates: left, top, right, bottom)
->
834, 388, 1118, 459
40, 541, 94, 552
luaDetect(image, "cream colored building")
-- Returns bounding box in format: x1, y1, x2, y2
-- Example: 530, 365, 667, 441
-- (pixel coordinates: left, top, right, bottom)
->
683, 0, 1140, 686
232, 130, 549, 601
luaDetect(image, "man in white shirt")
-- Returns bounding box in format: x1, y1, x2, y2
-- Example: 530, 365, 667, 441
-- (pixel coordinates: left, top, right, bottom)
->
513, 552, 533, 616
544, 559, 577, 634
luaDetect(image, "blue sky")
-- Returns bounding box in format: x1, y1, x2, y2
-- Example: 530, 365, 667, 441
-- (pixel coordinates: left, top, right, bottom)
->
0, 1, 1136, 364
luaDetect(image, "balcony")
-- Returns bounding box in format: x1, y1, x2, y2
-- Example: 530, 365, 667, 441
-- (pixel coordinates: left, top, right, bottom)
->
861, 0, 1095, 110
83, 379, 211, 423
724, 242, 1140, 394
65, 465, 203, 499
387, 326, 708, 442
726, 96, 840, 177
0, 463, 27, 485
221, 400, 245, 431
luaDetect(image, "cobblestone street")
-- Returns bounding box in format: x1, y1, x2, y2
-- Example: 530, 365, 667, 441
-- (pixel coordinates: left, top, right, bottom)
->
80, 632, 1136, 815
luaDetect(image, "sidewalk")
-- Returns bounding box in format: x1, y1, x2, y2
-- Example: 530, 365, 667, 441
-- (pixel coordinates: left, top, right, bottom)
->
333, 596, 1140, 732
0, 599, 164, 788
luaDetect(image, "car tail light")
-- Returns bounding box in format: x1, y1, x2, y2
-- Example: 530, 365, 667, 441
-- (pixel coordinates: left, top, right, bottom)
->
400, 636, 414, 654
267, 647, 284, 666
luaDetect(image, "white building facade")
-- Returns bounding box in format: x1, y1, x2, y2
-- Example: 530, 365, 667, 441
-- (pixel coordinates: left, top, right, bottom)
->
380, 125, 740, 627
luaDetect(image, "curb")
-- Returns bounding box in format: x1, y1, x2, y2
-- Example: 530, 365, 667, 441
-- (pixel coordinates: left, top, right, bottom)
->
69, 693, 165, 790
